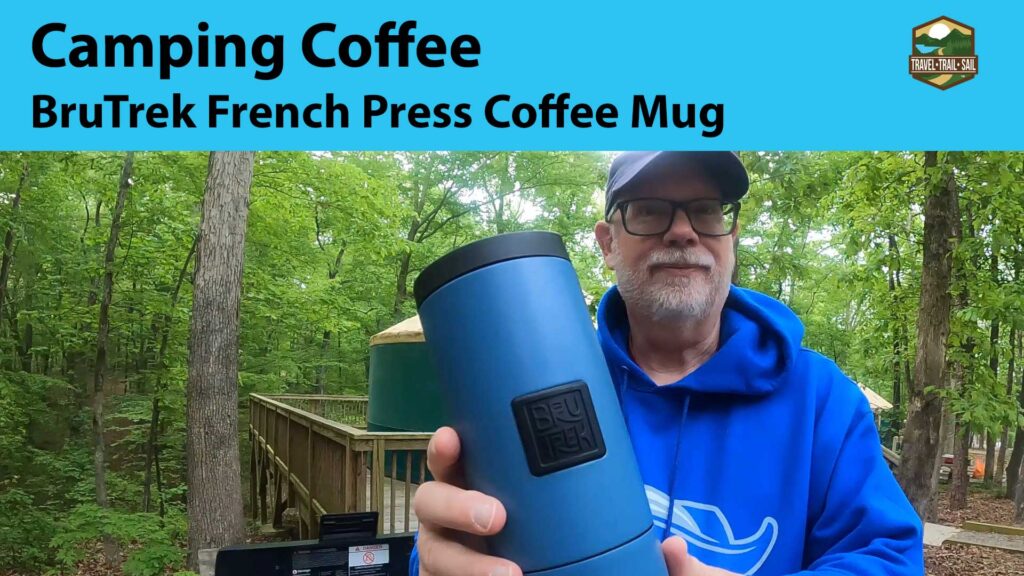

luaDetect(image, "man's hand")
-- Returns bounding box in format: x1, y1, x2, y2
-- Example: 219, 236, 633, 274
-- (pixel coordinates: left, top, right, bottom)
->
662, 537, 740, 576
413, 427, 522, 576
414, 427, 738, 576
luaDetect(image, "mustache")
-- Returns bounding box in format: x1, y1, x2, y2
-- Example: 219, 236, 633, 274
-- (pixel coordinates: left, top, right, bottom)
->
644, 250, 715, 269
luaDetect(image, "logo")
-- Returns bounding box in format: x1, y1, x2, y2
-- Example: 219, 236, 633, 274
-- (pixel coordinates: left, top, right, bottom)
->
512, 381, 606, 476
646, 486, 778, 576
909, 17, 978, 90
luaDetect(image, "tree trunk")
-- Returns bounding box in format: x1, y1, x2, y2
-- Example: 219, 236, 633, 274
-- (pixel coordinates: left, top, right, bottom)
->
21, 316, 33, 372
316, 330, 331, 394
0, 162, 27, 324
69, 197, 103, 400
897, 152, 957, 520
947, 174, 974, 509
984, 248, 1000, 484
314, 242, 345, 394
1017, 474, 1024, 524
1009, 432, 1024, 501
1003, 328, 1018, 492
186, 152, 253, 569
984, 323, 999, 485
4, 293, 19, 370
886, 233, 907, 432
92, 152, 133, 566
142, 234, 197, 511
1009, 329, 1024, 499
393, 249, 412, 322
888, 266, 902, 409
950, 421, 971, 510
155, 437, 166, 517
998, 429, 1010, 486
1016, 427, 1024, 524
1006, 249, 1023, 497
86, 199, 102, 308
904, 354, 914, 445
142, 396, 160, 512
948, 311, 972, 510
998, 326, 1015, 488
392, 187, 423, 323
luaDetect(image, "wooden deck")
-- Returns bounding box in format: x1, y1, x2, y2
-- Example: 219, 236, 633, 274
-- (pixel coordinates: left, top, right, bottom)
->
372, 476, 421, 533
249, 394, 431, 538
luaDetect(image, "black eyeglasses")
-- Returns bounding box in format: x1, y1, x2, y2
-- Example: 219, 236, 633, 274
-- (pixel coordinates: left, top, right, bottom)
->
609, 198, 740, 237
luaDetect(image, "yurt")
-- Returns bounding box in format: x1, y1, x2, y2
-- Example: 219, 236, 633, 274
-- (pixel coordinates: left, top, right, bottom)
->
367, 315, 444, 480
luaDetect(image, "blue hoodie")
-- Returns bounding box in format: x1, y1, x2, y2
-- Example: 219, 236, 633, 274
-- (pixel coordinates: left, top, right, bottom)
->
598, 285, 923, 575
409, 285, 923, 575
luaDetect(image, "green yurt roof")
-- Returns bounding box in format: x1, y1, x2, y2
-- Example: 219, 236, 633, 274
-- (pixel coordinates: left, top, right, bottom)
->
370, 315, 425, 346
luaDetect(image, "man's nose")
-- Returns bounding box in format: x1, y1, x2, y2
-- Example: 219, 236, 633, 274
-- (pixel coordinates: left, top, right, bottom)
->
662, 207, 700, 246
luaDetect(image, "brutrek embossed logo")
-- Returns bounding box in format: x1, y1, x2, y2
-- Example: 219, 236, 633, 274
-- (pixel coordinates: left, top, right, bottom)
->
512, 381, 606, 476
909, 16, 978, 90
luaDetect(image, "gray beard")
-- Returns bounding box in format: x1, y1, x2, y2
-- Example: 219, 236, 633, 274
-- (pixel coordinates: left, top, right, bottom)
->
611, 249, 729, 323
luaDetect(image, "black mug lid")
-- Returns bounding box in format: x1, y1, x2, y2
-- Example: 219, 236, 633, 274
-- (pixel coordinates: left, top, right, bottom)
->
413, 231, 570, 308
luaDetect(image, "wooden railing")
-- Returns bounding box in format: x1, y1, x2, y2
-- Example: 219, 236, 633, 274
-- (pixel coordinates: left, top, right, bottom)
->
248, 394, 431, 539
266, 394, 369, 427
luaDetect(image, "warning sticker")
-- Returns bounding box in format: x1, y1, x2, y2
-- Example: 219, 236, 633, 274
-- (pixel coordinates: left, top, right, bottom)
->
347, 544, 389, 576
291, 547, 346, 575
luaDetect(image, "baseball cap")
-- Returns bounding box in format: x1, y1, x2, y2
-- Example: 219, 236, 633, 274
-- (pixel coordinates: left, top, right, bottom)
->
604, 151, 750, 219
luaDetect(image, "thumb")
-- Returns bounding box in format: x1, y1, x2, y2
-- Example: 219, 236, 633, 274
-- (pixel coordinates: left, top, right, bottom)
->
662, 536, 690, 576
661, 537, 739, 576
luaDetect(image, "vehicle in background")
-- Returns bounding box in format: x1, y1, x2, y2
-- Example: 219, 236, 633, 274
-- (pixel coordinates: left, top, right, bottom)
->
938, 454, 980, 483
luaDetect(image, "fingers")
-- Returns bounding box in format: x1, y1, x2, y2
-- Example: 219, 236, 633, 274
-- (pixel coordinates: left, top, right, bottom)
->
417, 530, 522, 576
662, 537, 738, 576
414, 480, 507, 536
427, 426, 465, 486
418, 426, 519, 576
662, 536, 690, 576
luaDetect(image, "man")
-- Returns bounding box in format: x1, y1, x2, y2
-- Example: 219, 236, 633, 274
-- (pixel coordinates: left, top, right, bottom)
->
410, 152, 923, 575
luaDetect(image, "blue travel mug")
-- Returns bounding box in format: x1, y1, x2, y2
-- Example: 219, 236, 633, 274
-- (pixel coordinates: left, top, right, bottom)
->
413, 231, 667, 576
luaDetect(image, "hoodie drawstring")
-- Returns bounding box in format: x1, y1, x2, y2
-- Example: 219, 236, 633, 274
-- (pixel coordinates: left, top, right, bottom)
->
618, 365, 632, 431
617, 365, 692, 541
663, 394, 691, 540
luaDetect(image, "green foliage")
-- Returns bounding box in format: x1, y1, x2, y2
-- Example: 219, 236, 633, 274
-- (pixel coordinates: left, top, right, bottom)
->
0, 488, 56, 572
0, 150, 616, 574
49, 504, 187, 576
879, 407, 907, 446
736, 151, 1024, 439
0, 371, 86, 507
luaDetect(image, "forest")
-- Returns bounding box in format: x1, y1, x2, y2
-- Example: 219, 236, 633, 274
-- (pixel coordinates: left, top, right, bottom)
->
0, 150, 1021, 575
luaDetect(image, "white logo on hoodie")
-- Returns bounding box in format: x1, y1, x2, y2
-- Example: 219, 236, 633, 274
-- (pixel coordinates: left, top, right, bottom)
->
646, 485, 778, 576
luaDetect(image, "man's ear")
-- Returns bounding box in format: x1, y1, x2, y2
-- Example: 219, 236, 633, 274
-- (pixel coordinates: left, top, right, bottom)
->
594, 220, 616, 269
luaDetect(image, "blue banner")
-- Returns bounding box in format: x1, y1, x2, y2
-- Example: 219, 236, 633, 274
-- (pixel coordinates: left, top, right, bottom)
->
2, 1, 1020, 150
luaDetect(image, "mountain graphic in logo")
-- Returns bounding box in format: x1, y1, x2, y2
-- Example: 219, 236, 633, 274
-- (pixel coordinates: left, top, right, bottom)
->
646, 486, 778, 575
909, 16, 978, 90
